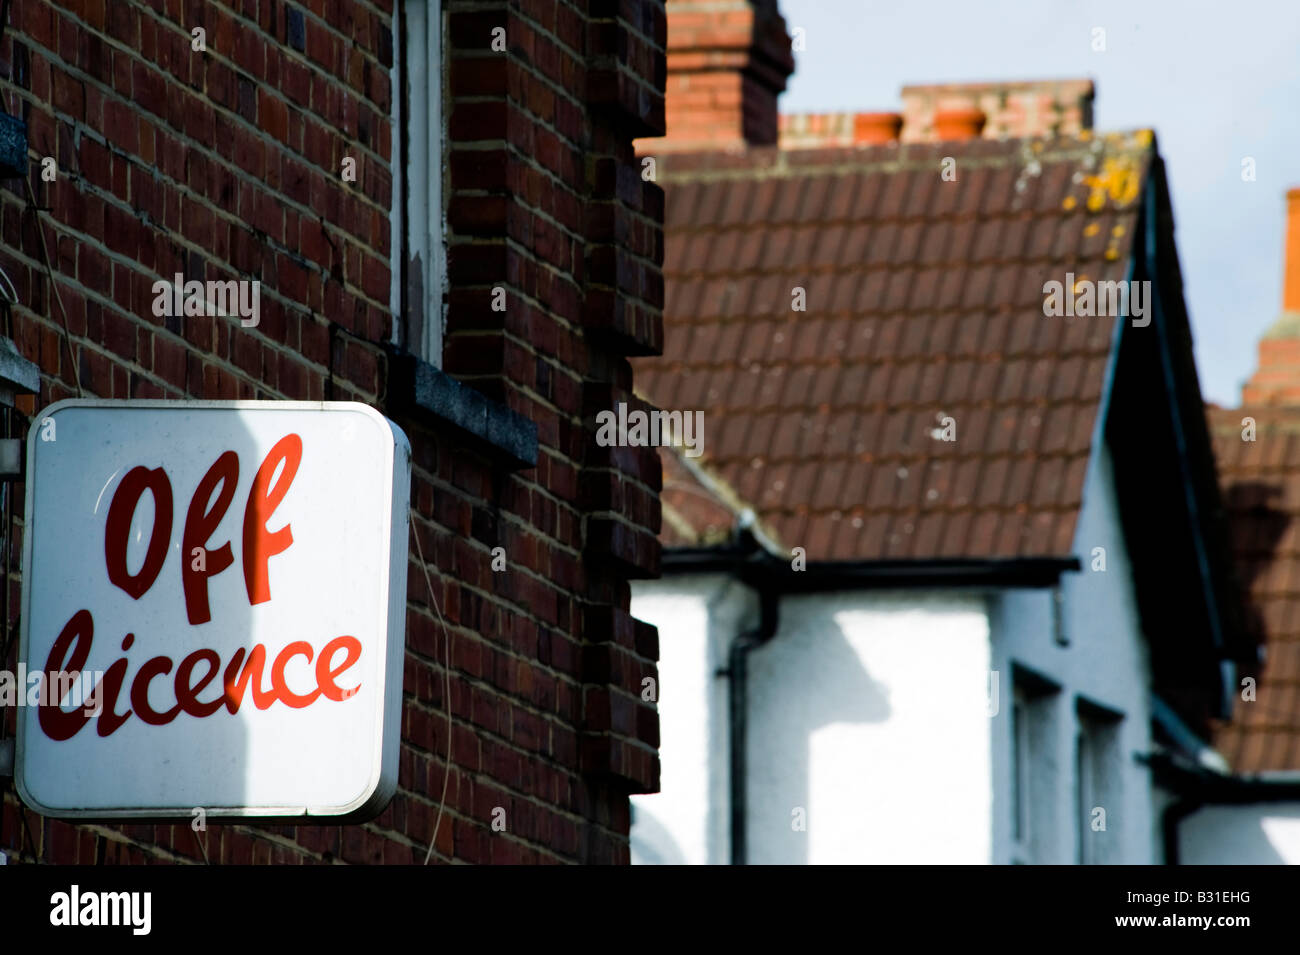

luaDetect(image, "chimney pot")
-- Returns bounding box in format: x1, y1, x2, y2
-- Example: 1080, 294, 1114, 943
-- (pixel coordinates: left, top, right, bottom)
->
932, 107, 987, 141
1284, 187, 1300, 314
853, 112, 904, 144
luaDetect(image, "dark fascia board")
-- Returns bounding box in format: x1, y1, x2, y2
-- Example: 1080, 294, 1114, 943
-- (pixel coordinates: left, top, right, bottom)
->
661, 545, 1080, 592
1147, 752, 1300, 804
387, 351, 538, 470
1141, 159, 1252, 702
1094, 163, 1244, 732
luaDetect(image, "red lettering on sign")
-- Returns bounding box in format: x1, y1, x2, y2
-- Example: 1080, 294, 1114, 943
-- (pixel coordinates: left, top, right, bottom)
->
129, 655, 181, 725
271, 641, 322, 708
95, 642, 134, 738
104, 467, 173, 600
222, 645, 277, 714
182, 450, 239, 625
41, 435, 348, 742
37, 611, 365, 739
243, 434, 302, 606
101, 435, 303, 615
175, 649, 225, 717
316, 636, 363, 701
37, 609, 94, 741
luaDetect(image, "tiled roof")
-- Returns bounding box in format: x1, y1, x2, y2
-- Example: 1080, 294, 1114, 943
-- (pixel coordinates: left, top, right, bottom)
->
637, 132, 1155, 561
1208, 406, 1300, 771
659, 448, 737, 548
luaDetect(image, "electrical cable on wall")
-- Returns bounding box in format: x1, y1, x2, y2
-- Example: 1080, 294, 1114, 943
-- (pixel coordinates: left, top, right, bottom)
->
410, 508, 453, 864
0, 262, 17, 305
23, 177, 82, 398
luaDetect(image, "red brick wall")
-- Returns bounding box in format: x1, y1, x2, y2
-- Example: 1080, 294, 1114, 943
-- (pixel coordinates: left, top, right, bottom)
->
0, 0, 664, 865
646, 0, 792, 153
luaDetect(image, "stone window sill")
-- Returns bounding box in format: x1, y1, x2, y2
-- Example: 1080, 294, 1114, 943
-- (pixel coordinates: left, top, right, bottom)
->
387, 353, 537, 470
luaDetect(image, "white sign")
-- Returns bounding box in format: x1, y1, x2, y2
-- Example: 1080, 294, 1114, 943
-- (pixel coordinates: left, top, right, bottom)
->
15, 400, 411, 820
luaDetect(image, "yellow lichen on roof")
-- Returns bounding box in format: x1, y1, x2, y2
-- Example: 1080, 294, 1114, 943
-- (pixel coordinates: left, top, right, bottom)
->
1082, 154, 1143, 210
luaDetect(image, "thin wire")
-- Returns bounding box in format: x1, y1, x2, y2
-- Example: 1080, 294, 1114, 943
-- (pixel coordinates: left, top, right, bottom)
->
0, 403, 13, 863
193, 826, 210, 865
411, 507, 452, 864
23, 176, 83, 397
0, 261, 18, 304
0, 407, 9, 719
17, 801, 38, 863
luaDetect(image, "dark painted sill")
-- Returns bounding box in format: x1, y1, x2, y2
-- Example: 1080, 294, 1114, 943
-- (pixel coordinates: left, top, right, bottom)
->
388, 352, 537, 470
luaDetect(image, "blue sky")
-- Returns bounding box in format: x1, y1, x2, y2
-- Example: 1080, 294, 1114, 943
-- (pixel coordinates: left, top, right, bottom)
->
777, 0, 1300, 407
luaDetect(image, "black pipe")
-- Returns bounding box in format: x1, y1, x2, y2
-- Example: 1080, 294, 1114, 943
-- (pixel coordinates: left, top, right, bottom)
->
728, 587, 779, 865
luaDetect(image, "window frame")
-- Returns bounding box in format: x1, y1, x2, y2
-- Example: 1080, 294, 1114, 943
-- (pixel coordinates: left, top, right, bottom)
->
1011, 689, 1031, 854
1075, 698, 1124, 865
393, 0, 445, 365
1008, 664, 1062, 865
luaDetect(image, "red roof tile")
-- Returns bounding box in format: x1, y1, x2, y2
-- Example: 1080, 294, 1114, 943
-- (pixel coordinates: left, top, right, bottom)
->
1209, 407, 1300, 771
638, 132, 1154, 560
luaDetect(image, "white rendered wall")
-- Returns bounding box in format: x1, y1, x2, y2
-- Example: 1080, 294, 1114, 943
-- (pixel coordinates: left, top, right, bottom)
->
991, 443, 1158, 864
632, 439, 1164, 866
1179, 804, 1300, 864
632, 580, 991, 864
629, 575, 750, 865
744, 593, 992, 864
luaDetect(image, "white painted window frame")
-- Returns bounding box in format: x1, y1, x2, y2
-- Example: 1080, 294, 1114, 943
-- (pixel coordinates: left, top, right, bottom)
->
391, 0, 445, 365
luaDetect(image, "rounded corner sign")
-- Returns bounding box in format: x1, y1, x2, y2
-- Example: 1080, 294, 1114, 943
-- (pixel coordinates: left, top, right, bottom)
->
14, 400, 411, 821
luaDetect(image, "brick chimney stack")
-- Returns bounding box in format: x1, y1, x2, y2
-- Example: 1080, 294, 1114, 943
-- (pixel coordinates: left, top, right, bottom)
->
651, 0, 795, 153
899, 78, 1094, 142
1242, 189, 1300, 406
777, 79, 1095, 151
